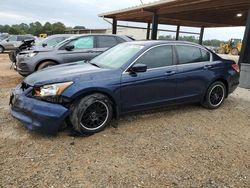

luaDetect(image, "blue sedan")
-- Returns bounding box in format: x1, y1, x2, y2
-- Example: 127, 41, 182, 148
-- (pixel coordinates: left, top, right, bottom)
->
10, 41, 240, 135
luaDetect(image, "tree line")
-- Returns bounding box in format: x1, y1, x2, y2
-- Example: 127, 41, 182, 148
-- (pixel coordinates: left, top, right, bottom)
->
0, 22, 226, 46
0, 22, 86, 36
159, 35, 226, 47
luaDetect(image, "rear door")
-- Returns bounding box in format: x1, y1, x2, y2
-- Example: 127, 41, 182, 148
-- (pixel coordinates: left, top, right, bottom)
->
121, 45, 177, 112
174, 44, 212, 101
59, 36, 98, 63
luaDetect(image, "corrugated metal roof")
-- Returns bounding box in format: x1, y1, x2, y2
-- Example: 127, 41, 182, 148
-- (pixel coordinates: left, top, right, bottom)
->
98, 0, 250, 27
98, 0, 175, 17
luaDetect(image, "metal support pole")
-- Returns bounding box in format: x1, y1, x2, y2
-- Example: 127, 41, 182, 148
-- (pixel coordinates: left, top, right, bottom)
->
239, 8, 250, 65
146, 22, 151, 40
239, 7, 250, 89
112, 18, 117, 34
176, 25, 180, 40
199, 26, 204, 45
151, 12, 159, 40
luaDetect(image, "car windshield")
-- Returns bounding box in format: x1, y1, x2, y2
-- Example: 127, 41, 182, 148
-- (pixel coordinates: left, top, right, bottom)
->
35, 38, 47, 46
54, 38, 72, 47
36, 37, 65, 47
90, 43, 144, 69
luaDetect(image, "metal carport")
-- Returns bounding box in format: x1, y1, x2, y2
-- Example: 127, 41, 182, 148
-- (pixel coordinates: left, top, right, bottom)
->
99, 0, 250, 88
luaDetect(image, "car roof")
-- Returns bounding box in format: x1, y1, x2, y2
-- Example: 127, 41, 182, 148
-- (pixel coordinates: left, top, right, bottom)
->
125, 40, 207, 49
48, 34, 74, 37
68, 34, 132, 39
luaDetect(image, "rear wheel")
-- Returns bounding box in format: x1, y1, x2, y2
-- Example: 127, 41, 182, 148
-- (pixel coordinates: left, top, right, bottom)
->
70, 93, 113, 135
231, 48, 239, 55
203, 81, 226, 109
37, 61, 57, 70
0, 46, 4, 53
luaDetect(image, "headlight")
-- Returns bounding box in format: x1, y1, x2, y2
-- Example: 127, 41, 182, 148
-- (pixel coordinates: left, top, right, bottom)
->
24, 52, 37, 58
33, 81, 73, 97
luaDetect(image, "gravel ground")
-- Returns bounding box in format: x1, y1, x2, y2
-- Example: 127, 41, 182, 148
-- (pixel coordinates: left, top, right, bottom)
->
0, 54, 249, 188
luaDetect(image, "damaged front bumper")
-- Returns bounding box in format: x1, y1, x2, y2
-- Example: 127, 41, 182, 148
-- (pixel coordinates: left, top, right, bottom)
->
10, 83, 70, 135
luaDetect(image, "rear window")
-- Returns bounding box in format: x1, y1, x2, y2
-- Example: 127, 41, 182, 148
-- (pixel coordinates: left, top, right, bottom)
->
135, 45, 173, 69
201, 49, 210, 61
116, 37, 126, 43
18, 36, 34, 41
97, 36, 118, 48
175, 45, 210, 64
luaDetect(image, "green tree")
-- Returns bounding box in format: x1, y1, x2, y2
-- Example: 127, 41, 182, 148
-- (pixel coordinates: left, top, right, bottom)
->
43, 22, 52, 34
73, 26, 86, 29
19, 23, 30, 33
51, 22, 66, 34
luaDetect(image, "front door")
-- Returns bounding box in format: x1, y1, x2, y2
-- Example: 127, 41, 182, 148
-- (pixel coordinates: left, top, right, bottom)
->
121, 45, 177, 112
58, 36, 99, 63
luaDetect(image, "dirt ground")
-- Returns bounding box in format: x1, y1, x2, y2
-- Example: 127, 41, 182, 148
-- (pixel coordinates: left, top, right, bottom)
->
0, 53, 249, 188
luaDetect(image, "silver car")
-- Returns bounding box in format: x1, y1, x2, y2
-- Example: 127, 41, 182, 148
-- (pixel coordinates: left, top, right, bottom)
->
16, 34, 134, 76
0, 35, 35, 53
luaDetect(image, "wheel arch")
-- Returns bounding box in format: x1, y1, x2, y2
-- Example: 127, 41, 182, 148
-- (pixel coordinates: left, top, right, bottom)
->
35, 59, 59, 70
0, 45, 5, 52
70, 88, 120, 119
205, 77, 229, 99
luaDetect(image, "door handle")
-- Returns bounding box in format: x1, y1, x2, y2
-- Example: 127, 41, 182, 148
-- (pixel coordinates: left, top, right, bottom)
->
165, 70, 176, 76
204, 65, 213, 69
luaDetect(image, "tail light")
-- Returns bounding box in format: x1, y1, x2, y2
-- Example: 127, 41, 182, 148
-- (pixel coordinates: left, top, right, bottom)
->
232, 64, 240, 73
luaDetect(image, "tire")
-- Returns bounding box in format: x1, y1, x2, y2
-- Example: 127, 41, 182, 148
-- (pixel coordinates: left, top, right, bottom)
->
37, 61, 57, 70
70, 93, 113, 135
0, 46, 4, 53
203, 81, 226, 109
231, 48, 239, 55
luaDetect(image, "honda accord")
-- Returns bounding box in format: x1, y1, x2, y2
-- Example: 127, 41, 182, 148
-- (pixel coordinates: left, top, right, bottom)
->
10, 41, 240, 135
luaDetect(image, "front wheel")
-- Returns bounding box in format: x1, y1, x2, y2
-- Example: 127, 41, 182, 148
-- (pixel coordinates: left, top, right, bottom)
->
70, 93, 113, 135
203, 81, 226, 109
37, 61, 57, 70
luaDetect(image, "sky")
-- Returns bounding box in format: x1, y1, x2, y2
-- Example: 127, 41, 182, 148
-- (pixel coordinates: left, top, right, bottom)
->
0, 0, 246, 40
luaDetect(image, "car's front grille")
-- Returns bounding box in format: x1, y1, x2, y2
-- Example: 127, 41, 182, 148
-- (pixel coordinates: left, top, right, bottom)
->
19, 63, 29, 70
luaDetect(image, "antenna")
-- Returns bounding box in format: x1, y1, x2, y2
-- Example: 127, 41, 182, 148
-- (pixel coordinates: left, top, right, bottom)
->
140, 0, 144, 5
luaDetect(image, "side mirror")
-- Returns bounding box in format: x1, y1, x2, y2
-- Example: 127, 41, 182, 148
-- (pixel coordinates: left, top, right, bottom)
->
65, 45, 74, 51
129, 64, 147, 73
42, 43, 47, 47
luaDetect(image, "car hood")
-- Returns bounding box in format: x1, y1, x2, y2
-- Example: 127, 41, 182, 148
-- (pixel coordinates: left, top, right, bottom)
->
21, 46, 54, 54
24, 62, 107, 86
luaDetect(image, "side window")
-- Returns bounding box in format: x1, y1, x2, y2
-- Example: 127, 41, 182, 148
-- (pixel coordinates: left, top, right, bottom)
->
175, 45, 202, 64
97, 36, 118, 48
201, 49, 210, 62
8, 36, 17, 42
68, 36, 94, 49
46, 38, 60, 47
116, 37, 126, 44
135, 45, 173, 69
17, 36, 23, 41
20, 36, 33, 41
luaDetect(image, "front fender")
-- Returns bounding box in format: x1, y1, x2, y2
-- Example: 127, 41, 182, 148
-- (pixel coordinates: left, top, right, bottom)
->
63, 86, 121, 118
